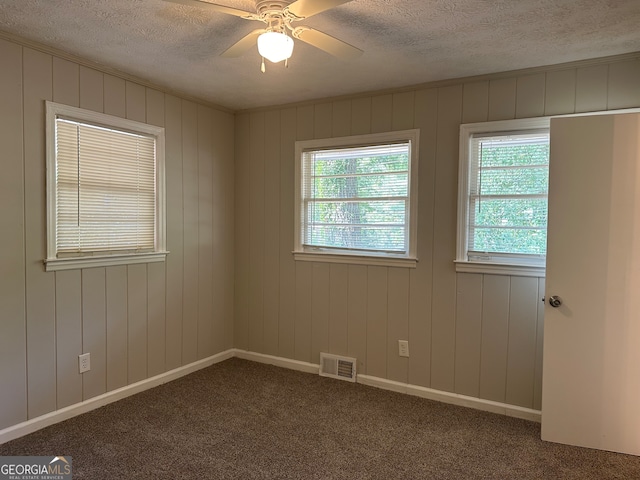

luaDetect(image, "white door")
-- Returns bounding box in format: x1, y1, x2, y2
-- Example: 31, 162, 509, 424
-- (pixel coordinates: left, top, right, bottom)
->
542, 112, 640, 455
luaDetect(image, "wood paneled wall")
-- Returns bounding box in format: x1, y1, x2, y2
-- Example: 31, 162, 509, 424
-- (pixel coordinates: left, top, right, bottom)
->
234, 55, 640, 410
0, 38, 235, 430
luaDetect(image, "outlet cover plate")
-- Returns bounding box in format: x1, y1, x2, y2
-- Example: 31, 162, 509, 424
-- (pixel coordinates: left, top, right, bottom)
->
398, 340, 409, 357
79, 353, 91, 373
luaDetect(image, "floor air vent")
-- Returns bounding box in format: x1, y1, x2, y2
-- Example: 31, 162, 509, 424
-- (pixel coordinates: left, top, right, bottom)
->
319, 353, 357, 382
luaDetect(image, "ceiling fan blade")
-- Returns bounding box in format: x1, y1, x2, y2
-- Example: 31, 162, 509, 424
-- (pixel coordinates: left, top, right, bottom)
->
162, 0, 257, 19
293, 27, 362, 60
286, 0, 353, 19
221, 29, 266, 57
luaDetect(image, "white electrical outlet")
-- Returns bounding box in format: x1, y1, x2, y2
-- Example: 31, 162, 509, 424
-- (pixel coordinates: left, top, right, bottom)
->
78, 353, 91, 373
398, 340, 409, 357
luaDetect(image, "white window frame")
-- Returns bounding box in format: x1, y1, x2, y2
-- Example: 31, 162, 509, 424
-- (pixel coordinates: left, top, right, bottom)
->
456, 117, 550, 277
45, 101, 167, 271
294, 129, 419, 268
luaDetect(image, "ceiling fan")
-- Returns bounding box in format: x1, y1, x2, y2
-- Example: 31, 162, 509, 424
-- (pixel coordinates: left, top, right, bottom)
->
164, 0, 363, 71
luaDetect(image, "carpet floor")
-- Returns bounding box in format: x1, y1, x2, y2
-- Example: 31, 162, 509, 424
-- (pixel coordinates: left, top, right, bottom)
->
1, 358, 639, 479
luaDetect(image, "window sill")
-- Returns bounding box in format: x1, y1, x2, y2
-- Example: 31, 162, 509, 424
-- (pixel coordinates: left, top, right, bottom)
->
455, 260, 545, 277
44, 251, 168, 272
293, 251, 417, 268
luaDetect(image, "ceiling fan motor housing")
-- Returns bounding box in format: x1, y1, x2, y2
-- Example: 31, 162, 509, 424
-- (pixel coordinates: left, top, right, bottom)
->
256, 1, 292, 16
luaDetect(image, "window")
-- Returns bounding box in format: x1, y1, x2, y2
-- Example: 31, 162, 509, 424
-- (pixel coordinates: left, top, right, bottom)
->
456, 117, 550, 276
294, 130, 419, 268
45, 101, 166, 271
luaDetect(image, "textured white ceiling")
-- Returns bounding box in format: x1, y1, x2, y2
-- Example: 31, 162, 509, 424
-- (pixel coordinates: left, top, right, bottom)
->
1, 0, 639, 110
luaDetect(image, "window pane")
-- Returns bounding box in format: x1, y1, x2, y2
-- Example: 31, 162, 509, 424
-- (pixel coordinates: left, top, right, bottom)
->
301, 137, 414, 255
478, 166, 548, 195
466, 128, 550, 261
309, 200, 406, 225
312, 173, 408, 199
56, 118, 156, 255
471, 197, 547, 228
307, 225, 406, 252
471, 227, 547, 255
476, 138, 549, 167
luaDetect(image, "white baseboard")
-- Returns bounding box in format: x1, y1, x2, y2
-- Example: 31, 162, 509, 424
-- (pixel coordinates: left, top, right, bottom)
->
0, 349, 235, 445
232, 349, 320, 374
1, 349, 539, 445
233, 350, 540, 422
357, 374, 541, 423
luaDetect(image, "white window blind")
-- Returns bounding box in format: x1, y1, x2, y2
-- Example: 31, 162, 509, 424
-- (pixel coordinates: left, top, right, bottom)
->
55, 118, 157, 256
467, 130, 549, 262
301, 143, 410, 254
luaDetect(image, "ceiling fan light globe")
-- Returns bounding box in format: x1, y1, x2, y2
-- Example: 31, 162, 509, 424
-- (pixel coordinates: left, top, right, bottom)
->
257, 31, 294, 63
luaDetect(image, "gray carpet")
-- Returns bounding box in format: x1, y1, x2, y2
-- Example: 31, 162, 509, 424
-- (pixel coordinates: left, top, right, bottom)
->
1, 358, 639, 479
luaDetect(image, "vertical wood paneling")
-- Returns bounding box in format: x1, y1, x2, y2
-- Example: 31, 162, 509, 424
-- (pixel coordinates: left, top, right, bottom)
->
248, 111, 266, 353
392, 91, 415, 131
387, 268, 409, 383
533, 278, 545, 410
371, 94, 393, 133
328, 264, 348, 356
278, 108, 297, 358
488, 78, 517, 120
197, 106, 214, 359
182, 101, 199, 364
52, 58, 83, 409
1, 40, 236, 433
314, 102, 332, 138
146, 89, 167, 376
234, 113, 250, 350
505, 276, 539, 408
106, 266, 128, 391
347, 265, 368, 373
164, 94, 184, 370
294, 261, 313, 362
125, 81, 146, 122
311, 263, 330, 362
125, 81, 150, 379
293, 105, 314, 362
55, 270, 83, 408
608, 59, 640, 109
351, 97, 371, 135
53, 57, 79, 106
147, 262, 166, 376
516, 73, 545, 118
408, 88, 437, 388
0, 38, 27, 429
79, 67, 103, 113
103, 75, 125, 118
430, 85, 462, 393
545, 69, 576, 115
575, 65, 608, 113
366, 266, 388, 378
215, 109, 236, 351
454, 273, 483, 397
103, 74, 128, 389
3, 42, 638, 437
262, 109, 281, 356
127, 264, 148, 384
332, 99, 351, 137
479, 275, 510, 402
462, 81, 489, 123
23, 47, 56, 419
81, 268, 106, 400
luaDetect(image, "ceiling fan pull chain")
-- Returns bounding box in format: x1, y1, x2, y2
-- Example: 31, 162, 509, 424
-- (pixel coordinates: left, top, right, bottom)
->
285, 57, 289, 68
261, 57, 266, 73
